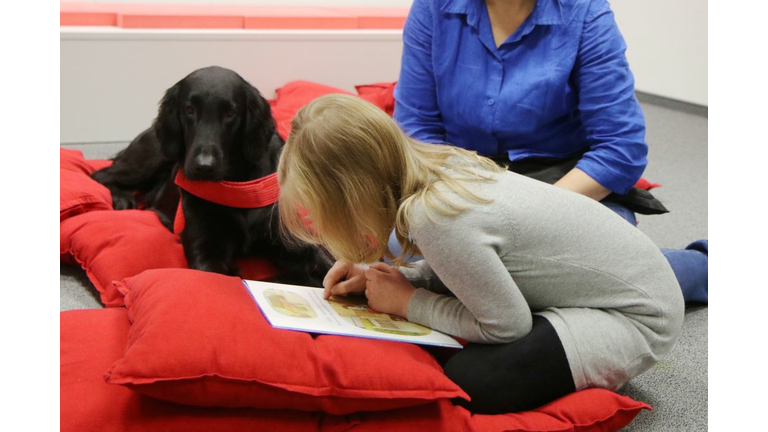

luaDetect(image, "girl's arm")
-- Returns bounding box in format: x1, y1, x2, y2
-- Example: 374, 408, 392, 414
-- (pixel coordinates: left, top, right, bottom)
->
393, 0, 447, 144
403, 207, 533, 344
397, 260, 451, 295
570, 0, 648, 195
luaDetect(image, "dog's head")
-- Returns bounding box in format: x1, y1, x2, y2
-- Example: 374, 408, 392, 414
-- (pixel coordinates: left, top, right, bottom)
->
154, 66, 276, 181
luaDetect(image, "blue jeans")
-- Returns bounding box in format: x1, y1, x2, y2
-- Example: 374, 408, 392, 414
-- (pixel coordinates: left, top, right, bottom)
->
602, 202, 708, 303
387, 202, 708, 304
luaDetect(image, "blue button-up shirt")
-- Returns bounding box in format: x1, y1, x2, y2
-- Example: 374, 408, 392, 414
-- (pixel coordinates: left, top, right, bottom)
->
394, 0, 647, 194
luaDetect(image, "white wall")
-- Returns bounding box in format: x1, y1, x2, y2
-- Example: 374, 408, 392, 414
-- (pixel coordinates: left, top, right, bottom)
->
608, 0, 707, 106
60, 29, 404, 144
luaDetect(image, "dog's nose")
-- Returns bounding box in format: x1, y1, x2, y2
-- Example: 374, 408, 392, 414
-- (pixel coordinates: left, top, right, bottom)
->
187, 146, 222, 180
194, 153, 216, 170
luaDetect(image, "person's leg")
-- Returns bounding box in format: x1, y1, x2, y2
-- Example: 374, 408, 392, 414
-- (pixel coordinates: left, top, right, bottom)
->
661, 240, 708, 303
442, 316, 575, 414
601, 202, 708, 304
602, 201, 638, 226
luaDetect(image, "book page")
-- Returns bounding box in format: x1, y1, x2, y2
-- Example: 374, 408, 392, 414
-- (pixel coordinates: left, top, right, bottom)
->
243, 279, 463, 349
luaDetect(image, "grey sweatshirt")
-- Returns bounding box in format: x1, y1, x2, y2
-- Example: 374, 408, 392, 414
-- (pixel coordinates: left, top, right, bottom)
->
398, 169, 684, 390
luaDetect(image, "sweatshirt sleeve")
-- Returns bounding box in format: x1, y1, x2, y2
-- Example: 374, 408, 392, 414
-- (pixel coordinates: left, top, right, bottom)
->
404, 203, 533, 344
397, 259, 451, 295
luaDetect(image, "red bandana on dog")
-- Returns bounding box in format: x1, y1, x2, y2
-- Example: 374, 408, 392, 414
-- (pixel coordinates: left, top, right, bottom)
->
172, 170, 280, 235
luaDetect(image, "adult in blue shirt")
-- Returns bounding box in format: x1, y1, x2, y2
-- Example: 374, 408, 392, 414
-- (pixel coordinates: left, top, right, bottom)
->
392, 0, 707, 303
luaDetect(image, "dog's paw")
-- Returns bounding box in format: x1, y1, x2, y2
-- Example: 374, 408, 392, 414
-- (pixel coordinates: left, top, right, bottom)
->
111, 190, 137, 210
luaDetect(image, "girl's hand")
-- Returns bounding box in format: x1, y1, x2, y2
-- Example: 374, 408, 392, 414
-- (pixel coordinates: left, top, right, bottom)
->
364, 263, 416, 318
323, 260, 367, 299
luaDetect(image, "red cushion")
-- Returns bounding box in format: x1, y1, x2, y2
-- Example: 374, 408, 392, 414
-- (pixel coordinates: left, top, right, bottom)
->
104, 268, 468, 415
60, 148, 113, 222
270, 80, 397, 141
352, 389, 649, 432
60, 210, 189, 307
61, 307, 355, 432
355, 82, 397, 117
62, 307, 648, 431
634, 177, 661, 191
270, 81, 357, 141
60, 148, 112, 174
64, 208, 279, 303
60, 170, 112, 221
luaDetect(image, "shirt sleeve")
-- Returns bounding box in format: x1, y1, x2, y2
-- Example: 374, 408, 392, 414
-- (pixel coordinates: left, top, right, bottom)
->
397, 259, 451, 295
393, 0, 447, 144
404, 204, 533, 344
572, 0, 648, 195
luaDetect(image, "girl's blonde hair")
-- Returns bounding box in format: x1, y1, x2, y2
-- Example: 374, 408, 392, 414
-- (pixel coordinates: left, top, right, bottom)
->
277, 93, 503, 266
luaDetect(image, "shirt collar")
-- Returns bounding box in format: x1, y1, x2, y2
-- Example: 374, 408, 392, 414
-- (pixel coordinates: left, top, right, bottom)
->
441, 0, 565, 27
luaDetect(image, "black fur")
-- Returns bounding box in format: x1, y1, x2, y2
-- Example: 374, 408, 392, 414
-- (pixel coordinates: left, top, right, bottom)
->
91, 66, 330, 286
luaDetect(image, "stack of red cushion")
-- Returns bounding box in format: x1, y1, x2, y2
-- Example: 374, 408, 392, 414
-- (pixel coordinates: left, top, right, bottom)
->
60, 80, 652, 431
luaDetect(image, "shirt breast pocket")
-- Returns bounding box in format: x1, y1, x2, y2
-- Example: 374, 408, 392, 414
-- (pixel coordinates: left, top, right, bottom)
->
503, 67, 573, 133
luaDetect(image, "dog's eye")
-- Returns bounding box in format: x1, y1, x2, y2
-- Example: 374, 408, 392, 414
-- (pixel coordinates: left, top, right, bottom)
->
185, 106, 196, 116
224, 109, 237, 119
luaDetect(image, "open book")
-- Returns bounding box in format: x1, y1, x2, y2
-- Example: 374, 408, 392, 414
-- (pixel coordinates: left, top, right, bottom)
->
243, 279, 463, 349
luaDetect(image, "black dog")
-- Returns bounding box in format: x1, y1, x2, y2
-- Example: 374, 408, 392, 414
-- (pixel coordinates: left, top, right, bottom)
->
92, 66, 330, 286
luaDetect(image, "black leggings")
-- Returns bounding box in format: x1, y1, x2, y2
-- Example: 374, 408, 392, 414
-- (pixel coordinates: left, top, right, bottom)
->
442, 316, 575, 414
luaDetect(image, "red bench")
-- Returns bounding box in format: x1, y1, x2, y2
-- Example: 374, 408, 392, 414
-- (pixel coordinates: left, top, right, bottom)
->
60, 2, 408, 30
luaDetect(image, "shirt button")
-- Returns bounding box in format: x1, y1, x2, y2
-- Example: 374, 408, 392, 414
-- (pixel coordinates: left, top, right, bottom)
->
488, 99, 495, 106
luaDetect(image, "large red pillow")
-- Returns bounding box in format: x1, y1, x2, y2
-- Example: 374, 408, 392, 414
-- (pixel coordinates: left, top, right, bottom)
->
62, 308, 648, 432
355, 82, 396, 117
269, 80, 396, 141
351, 390, 650, 432
60, 210, 189, 307
270, 80, 356, 140
60, 147, 112, 175
104, 268, 468, 415
61, 192, 285, 308
60, 148, 113, 221
61, 307, 354, 432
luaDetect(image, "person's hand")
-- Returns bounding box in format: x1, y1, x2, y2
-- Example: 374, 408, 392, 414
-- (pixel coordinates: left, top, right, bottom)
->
323, 260, 367, 299
554, 167, 612, 201
364, 263, 416, 318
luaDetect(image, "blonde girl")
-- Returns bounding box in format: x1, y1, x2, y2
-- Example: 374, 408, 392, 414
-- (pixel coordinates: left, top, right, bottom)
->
278, 94, 684, 414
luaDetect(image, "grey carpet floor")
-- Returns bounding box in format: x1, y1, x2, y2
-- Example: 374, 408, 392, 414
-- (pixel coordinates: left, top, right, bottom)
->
60, 98, 707, 431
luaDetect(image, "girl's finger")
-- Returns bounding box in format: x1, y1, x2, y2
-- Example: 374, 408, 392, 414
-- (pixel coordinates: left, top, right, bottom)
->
364, 266, 385, 281
323, 261, 349, 290
331, 276, 364, 296
369, 262, 393, 273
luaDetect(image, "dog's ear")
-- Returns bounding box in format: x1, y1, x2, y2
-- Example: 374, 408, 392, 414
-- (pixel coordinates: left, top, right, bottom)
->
242, 84, 276, 163
154, 81, 184, 161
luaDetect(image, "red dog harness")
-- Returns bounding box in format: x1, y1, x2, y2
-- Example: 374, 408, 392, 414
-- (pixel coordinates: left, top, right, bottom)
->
172, 170, 282, 281
172, 170, 280, 235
